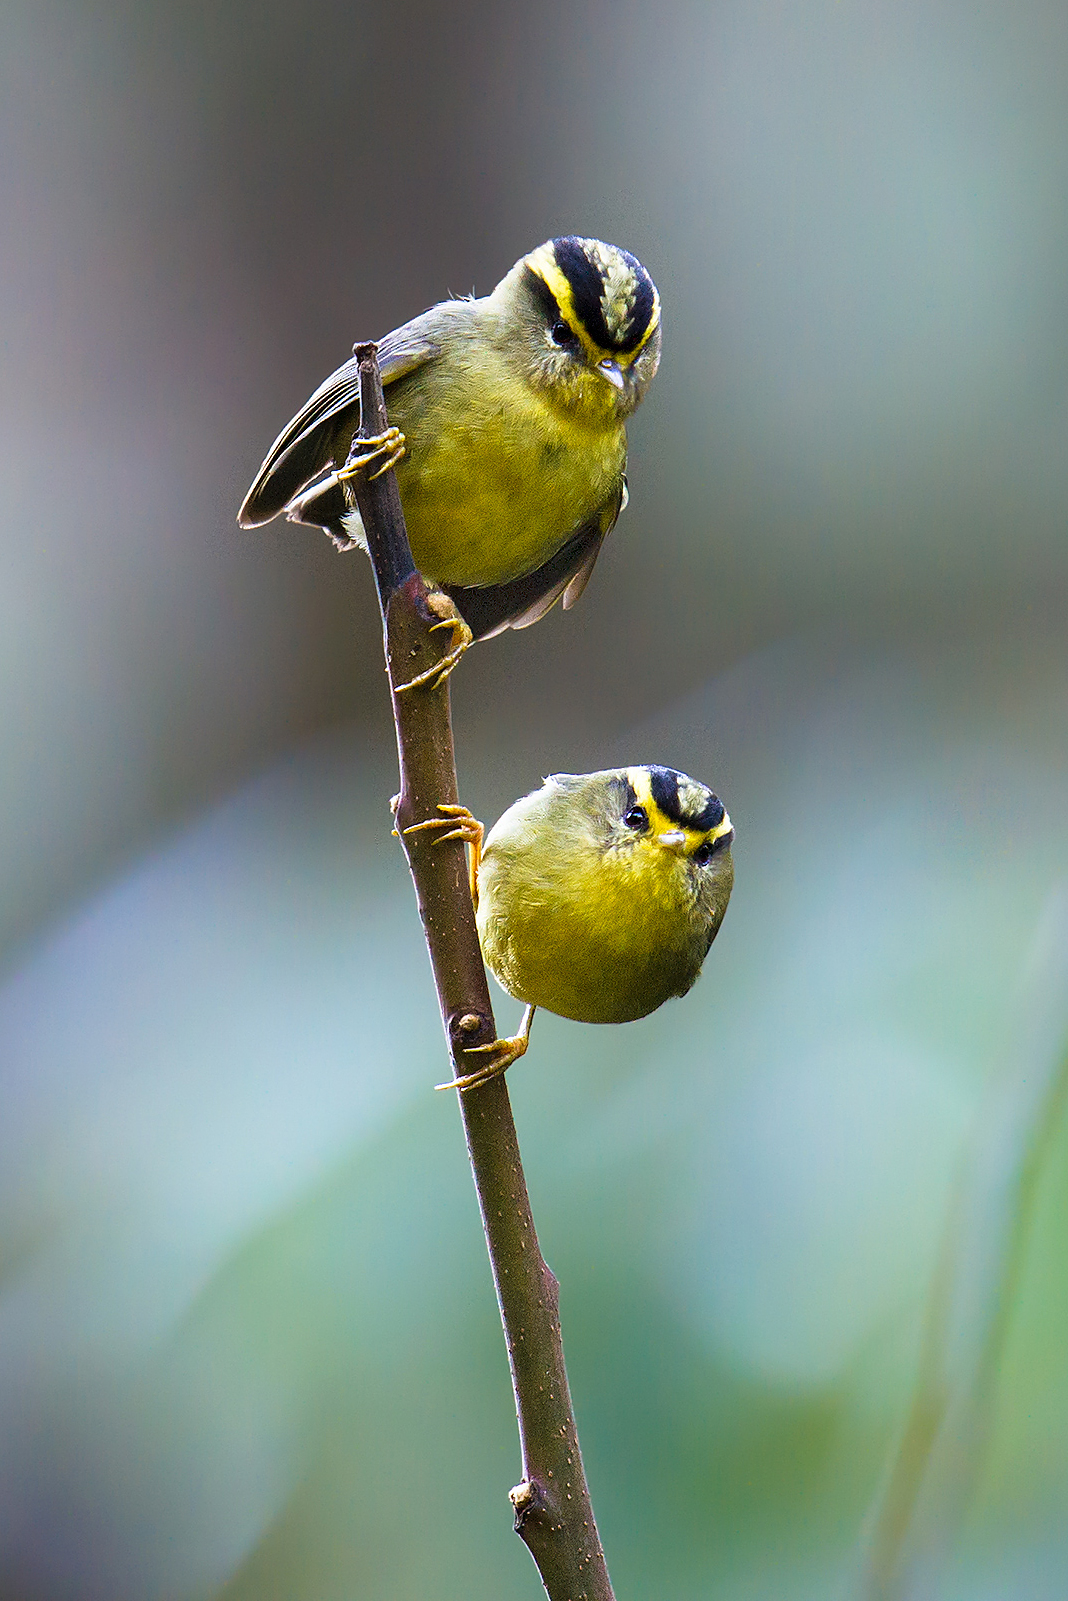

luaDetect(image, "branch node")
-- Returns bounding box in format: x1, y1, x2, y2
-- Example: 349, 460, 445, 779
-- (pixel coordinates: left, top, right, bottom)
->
448, 1009, 495, 1054
510, 1477, 545, 1532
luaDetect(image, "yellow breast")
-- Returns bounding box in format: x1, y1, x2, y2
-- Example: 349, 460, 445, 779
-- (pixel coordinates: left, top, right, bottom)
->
386, 351, 626, 589
476, 819, 710, 1025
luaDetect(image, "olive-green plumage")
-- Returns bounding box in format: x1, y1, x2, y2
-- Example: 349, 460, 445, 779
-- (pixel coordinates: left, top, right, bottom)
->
238, 237, 661, 638
475, 766, 734, 1025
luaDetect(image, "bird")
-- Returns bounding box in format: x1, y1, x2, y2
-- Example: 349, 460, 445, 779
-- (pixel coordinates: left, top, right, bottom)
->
405, 765, 735, 1091
237, 236, 661, 642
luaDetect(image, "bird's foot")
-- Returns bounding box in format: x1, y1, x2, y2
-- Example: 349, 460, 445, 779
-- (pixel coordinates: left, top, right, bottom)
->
402, 803, 483, 851
436, 1006, 536, 1093
337, 426, 407, 496
394, 591, 472, 693
402, 804, 482, 901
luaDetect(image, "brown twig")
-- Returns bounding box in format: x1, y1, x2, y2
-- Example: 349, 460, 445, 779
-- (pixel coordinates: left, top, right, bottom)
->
344, 342, 615, 1601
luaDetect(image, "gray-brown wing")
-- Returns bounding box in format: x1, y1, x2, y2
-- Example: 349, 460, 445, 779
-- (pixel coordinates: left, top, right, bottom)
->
444, 479, 626, 641
559, 474, 627, 611
237, 314, 443, 527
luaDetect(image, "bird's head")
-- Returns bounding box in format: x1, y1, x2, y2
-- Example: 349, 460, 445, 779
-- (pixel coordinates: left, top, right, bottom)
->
495, 236, 662, 420
547, 764, 734, 928
616, 766, 734, 875
605, 765, 735, 944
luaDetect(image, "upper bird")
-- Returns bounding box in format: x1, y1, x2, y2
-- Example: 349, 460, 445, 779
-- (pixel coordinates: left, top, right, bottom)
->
238, 237, 661, 639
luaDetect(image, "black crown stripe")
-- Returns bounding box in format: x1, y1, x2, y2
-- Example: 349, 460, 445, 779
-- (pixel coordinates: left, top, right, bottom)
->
648, 765, 680, 821
619, 263, 657, 354
551, 236, 614, 351
551, 237, 657, 356
688, 794, 726, 833
648, 765, 724, 832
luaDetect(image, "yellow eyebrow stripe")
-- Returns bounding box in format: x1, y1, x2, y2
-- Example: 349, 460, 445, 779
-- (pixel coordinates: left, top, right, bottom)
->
526, 243, 660, 365
627, 767, 731, 847
709, 811, 733, 841
627, 769, 677, 836
527, 247, 601, 363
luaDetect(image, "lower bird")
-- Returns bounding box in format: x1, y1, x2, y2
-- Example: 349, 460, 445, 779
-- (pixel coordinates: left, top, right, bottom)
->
405, 766, 735, 1091
238, 236, 661, 642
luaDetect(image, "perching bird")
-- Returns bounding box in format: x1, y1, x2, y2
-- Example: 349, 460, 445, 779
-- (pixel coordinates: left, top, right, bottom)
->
238, 237, 661, 640
406, 766, 734, 1091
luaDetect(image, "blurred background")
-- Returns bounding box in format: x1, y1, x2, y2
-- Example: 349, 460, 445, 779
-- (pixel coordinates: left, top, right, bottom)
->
1, 0, 1066, 1596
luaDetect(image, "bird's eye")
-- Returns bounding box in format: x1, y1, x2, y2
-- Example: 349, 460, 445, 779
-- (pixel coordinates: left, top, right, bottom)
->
550, 320, 577, 348
693, 833, 731, 865
623, 805, 648, 832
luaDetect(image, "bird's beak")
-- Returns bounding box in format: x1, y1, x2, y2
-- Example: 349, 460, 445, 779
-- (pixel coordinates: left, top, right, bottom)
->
657, 830, 687, 855
597, 356, 625, 391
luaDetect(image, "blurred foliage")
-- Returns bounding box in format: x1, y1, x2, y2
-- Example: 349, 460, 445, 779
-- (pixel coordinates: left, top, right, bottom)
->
1, 0, 1067, 1596
2, 0, 1066, 951
1, 636, 1066, 1597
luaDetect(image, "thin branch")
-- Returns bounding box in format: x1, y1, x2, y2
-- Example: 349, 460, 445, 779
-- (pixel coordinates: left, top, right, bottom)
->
345, 343, 616, 1601
856, 886, 1068, 1601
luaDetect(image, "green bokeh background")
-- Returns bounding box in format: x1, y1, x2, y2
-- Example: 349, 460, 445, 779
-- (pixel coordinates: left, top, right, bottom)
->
1, 3, 1066, 1596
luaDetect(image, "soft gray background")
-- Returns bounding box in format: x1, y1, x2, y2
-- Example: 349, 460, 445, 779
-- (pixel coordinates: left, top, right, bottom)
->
1, 2, 1066, 1597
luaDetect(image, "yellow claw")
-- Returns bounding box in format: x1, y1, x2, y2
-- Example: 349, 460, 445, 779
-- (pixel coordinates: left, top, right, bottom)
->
402, 805, 482, 903
436, 1005, 536, 1093
336, 427, 407, 498
394, 603, 473, 694
401, 806, 533, 1091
